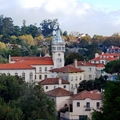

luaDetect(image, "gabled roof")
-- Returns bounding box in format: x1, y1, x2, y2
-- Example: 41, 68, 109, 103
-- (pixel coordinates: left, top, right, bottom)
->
73, 90, 102, 100
96, 64, 105, 68
0, 63, 34, 70
11, 56, 53, 65
73, 61, 96, 67
46, 87, 72, 97
50, 65, 84, 73
91, 53, 119, 61
39, 78, 69, 85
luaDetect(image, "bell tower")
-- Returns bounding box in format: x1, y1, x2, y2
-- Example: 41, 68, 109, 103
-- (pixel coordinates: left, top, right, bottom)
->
51, 25, 65, 68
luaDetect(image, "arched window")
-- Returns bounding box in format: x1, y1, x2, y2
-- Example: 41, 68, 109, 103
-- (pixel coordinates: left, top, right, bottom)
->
22, 72, 25, 80
15, 72, 18, 76
29, 72, 33, 80
7, 73, 10, 76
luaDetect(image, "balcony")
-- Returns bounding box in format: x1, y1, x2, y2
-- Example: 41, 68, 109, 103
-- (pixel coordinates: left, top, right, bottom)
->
85, 108, 91, 111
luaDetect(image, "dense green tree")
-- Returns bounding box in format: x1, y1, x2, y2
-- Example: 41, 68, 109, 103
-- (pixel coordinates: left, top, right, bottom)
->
63, 31, 67, 36
21, 19, 27, 35
26, 24, 41, 37
79, 39, 89, 47
0, 17, 14, 36
85, 42, 102, 60
0, 74, 56, 120
10, 45, 21, 56
65, 52, 84, 65
102, 36, 120, 47
40, 19, 58, 37
104, 59, 120, 75
92, 79, 120, 120
77, 76, 107, 92
92, 35, 106, 43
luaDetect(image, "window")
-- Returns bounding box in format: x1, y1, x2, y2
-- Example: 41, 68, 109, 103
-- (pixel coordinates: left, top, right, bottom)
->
45, 75, 47, 79
101, 70, 104, 74
76, 76, 78, 80
89, 75, 92, 79
77, 102, 80, 107
22, 72, 25, 80
80, 76, 82, 80
35, 75, 36, 79
54, 86, 56, 89
39, 75, 42, 79
57, 47, 61, 50
64, 85, 66, 88
71, 76, 73, 81
15, 72, 18, 76
59, 58, 62, 62
7, 73, 10, 76
46, 86, 48, 89
62, 47, 65, 50
45, 67, 47, 71
52, 47, 56, 50
29, 72, 33, 80
96, 102, 100, 109
71, 84, 73, 88
75, 84, 77, 88
39, 67, 42, 72
85, 102, 91, 111
86, 102, 90, 109
89, 68, 92, 72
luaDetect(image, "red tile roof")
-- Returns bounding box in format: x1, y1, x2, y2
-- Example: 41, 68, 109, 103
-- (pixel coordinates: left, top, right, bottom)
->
39, 78, 69, 85
0, 63, 34, 70
50, 65, 84, 73
46, 87, 72, 97
95, 64, 105, 67
91, 53, 119, 61
73, 90, 102, 100
73, 61, 96, 66
11, 56, 53, 65
20, 59, 53, 65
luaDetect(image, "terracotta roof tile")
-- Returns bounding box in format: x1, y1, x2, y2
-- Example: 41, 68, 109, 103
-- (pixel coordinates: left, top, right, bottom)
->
50, 65, 84, 73
39, 78, 69, 85
0, 63, 34, 70
75, 61, 96, 66
73, 90, 102, 100
46, 87, 72, 97
11, 56, 53, 65
95, 64, 105, 67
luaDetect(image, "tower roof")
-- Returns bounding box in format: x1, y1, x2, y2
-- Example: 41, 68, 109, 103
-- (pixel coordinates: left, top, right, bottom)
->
52, 25, 65, 44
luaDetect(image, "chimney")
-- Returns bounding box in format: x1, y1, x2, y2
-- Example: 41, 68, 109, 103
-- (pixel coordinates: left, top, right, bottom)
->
73, 88, 77, 94
58, 78, 62, 84
95, 53, 99, 58
74, 59, 78, 68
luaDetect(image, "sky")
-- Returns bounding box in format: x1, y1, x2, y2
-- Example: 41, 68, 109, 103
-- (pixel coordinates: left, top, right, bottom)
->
0, 0, 120, 37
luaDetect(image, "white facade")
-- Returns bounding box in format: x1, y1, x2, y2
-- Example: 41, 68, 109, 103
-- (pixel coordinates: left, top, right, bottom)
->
60, 90, 102, 120
53, 72, 84, 92
0, 69, 35, 83
49, 96, 72, 111
71, 98, 102, 119
43, 84, 70, 92
31, 64, 53, 82
78, 66, 96, 80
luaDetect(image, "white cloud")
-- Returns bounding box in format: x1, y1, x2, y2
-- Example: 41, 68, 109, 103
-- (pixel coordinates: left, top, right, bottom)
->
1, 0, 120, 37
